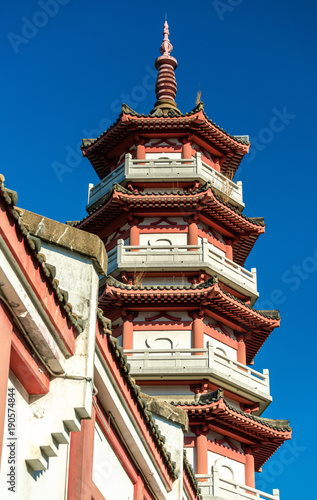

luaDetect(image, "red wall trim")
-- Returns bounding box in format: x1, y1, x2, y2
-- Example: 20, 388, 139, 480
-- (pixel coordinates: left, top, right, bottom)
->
67, 406, 96, 500
10, 326, 50, 395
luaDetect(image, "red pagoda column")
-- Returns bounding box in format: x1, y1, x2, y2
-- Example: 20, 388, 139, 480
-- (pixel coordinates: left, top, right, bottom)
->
245, 448, 255, 489
122, 313, 134, 352
188, 218, 198, 247
237, 336, 246, 365
192, 311, 204, 354
130, 223, 139, 247
195, 432, 208, 477
182, 137, 192, 159
136, 138, 145, 160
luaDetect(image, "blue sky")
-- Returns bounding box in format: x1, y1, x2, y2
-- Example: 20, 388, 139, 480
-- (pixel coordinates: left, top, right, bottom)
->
2, 1, 316, 497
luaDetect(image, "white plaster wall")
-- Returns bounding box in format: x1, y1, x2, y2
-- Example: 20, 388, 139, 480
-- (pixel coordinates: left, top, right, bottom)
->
93, 421, 134, 500
153, 415, 184, 500
133, 330, 192, 350
146, 152, 182, 159
203, 334, 237, 360
207, 451, 245, 484
41, 242, 97, 320
139, 232, 188, 247
0, 373, 68, 500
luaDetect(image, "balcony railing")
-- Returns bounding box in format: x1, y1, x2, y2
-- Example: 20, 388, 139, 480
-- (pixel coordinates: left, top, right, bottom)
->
108, 239, 258, 301
125, 342, 270, 399
87, 152, 244, 210
196, 467, 279, 500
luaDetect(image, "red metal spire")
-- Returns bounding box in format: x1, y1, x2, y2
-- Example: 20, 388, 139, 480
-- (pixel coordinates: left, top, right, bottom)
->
151, 21, 181, 116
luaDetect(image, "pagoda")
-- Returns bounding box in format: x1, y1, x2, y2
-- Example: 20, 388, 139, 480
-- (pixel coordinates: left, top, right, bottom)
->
76, 22, 291, 499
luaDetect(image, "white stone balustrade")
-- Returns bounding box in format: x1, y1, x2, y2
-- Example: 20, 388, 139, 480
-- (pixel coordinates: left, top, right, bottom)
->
87, 152, 244, 210
125, 342, 270, 400
108, 239, 258, 302
196, 467, 279, 500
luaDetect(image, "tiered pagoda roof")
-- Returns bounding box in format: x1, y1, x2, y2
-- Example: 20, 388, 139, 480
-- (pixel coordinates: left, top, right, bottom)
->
98, 276, 279, 363
75, 182, 265, 266
172, 389, 291, 471
82, 102, 250, 179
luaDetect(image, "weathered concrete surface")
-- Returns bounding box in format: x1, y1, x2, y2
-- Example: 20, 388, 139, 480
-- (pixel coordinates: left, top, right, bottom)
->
140, 392, 188, 432
18, 208, 107, 275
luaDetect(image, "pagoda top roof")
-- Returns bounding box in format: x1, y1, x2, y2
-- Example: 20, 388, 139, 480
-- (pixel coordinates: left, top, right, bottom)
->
75, 181, 265, 266
172, 388, 291, 471
81, 102, 250, 179
99, 276, 280, 363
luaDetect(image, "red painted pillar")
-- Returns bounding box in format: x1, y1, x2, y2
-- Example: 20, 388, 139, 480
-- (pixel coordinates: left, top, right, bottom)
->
122, 314, 134, 353
237, 337, 246, 365
182, 138, 192, 159
134, 475, 144, 499
0, 303, 13, 472
192, 313, 204, 354
188, 220, 198, 247
136, 139, 145, 160
130, 224, 139, 247
226, 240, 233, 260
195, 433, 208, 477
67, 405, 96, 500
245, 449, 255, 488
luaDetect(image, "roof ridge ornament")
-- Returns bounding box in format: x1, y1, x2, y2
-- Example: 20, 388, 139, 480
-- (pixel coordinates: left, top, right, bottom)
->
151, 21, 182, 117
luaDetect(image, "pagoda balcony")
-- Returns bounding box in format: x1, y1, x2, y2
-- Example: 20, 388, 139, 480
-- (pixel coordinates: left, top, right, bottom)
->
87, 152, 244, 212
125, 342, 271, 412
196, 467, 279, 500
108, 239, 258, 303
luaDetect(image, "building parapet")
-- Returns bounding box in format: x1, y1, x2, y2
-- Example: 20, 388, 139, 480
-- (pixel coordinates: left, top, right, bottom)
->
87, 152, 244, 212
125, 342, 271, 412
108, 239, 258, 303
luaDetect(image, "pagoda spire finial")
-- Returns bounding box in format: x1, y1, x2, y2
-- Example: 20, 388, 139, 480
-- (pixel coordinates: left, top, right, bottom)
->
151, 21, 181, 116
